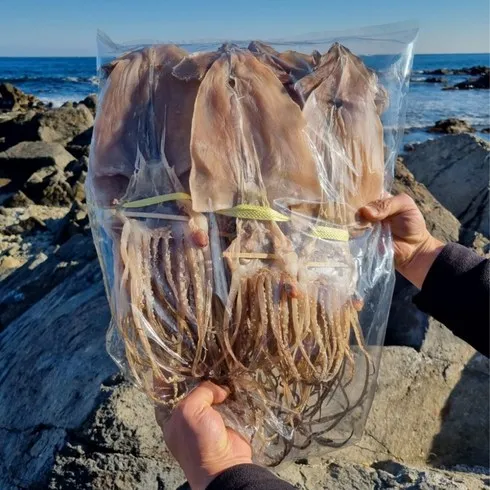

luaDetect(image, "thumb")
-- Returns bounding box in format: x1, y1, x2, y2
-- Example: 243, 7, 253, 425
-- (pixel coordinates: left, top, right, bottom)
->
184, 381, 230, 411
360, 194, 412, 222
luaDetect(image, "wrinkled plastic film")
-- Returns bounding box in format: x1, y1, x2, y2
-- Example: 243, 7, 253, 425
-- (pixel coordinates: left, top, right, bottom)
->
87, 22, 417, 465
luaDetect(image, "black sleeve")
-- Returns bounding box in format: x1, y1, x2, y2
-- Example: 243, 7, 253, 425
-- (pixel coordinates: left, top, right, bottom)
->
206, 464, 295, 490
413, 243, 489, 357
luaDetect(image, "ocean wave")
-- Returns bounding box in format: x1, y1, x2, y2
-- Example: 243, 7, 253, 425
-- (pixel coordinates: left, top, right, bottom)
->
0, 75, 98, 85
38, 95, 73, 108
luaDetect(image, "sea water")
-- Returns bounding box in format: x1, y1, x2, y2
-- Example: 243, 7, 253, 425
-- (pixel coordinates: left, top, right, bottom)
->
0, 53, 489, 142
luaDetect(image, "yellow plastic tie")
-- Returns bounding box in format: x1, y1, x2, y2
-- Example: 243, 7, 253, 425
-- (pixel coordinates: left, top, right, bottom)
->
121, 192, 192, 209
309, 226, 349, 242
217, 204, 289, 222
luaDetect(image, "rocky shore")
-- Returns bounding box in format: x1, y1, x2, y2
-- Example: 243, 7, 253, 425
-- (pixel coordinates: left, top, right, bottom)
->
411, 65, 490, 90
0, 84, 488, 489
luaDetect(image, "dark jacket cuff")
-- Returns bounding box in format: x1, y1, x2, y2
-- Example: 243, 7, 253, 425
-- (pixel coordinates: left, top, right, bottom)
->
206, 464, 295, 490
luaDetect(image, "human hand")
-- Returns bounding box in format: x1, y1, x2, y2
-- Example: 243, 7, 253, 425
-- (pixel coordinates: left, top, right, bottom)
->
359, 193, 445, 289
157, 382, 253, 490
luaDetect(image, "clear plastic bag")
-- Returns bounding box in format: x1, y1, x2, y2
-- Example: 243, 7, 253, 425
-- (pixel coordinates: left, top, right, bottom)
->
87, 22, 418, 465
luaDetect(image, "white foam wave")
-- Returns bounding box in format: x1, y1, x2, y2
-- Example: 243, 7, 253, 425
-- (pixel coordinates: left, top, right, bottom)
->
38, 95, 73, 108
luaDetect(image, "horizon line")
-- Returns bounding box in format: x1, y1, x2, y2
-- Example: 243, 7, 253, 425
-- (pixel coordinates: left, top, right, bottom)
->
0, 51, 489, 58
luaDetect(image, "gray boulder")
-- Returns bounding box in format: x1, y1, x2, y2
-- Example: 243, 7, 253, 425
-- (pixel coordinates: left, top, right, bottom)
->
0, 260, 116, 489
23, 166, 75, 206
338, 332, 489, 468
0, 233, 96, 328
428, 118, 475, 134
0, 83, 42, 112
275, 459, 489, 489
30, 105, 94, 145
66, 126, 93, 159
54, 200, 90, 244
446, 72, 490, 90
79, 94, 97, 115
0, 110, 38, 151
403, 134, 489, 237
0, 141, 75, 181
424, 76, 445, 83
48, 380, 185, 490
2, 189, 35, 208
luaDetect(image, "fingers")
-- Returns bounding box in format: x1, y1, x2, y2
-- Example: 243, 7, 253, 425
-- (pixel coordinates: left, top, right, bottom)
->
360, 193, 416, 222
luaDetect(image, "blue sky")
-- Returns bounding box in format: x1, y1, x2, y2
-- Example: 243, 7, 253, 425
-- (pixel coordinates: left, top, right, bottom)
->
0, 0, 488, 56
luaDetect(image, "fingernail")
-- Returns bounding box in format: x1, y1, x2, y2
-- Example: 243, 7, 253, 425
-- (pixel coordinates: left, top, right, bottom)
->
365, 204, 379, 216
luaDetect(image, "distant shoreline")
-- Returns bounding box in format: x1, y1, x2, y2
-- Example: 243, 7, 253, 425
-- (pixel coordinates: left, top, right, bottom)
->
0, 51, 489, 59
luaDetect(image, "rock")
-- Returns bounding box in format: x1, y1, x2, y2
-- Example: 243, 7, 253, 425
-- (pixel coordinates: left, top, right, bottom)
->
64, 158, 88, 201
0, 83, 42, 112
460, 229, 490, 258
0, 261, 117, 489
65, 144, 90, 159
456, 65, 490, 76
337, 334, 489, 468
65, 156, 88, 176
0, 109, 37, 150
0, 176, 11, 188
48, 380, 185, 490
30, 105, 94, 145
2, 190, 35, 208
482, 127, 490, 134
0, 141, 76, 181
428, 118, 475, 134
0, 233, 97, 328
387, 159, 461, 348
66, 127, 93, 159
422, 68, 452, 75
403, 134, 489, 236
23, 167, 75, 206
425, 76, 445, 83
422, 66, 489, 76
4, 216, 46, 236
54, 201, 90, 244
275, 459, 489, 489
0, 255, 23, 273
69, 126, 93, 147
80, 94, 97, 115
445, 72, 490, 90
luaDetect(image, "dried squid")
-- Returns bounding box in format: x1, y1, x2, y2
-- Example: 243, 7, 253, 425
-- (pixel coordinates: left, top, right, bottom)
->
87, 39, 390, 465
89, 44, 213, 405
